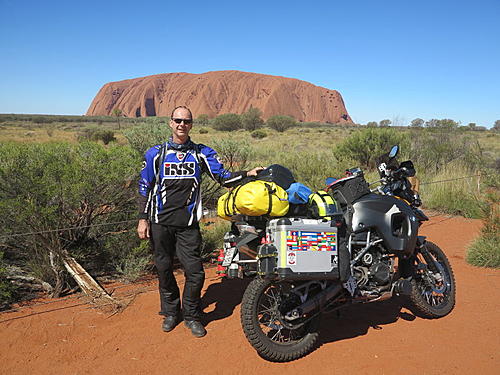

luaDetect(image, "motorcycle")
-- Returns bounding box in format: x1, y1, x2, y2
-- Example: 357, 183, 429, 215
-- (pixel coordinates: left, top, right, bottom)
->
220, 146, 456, 362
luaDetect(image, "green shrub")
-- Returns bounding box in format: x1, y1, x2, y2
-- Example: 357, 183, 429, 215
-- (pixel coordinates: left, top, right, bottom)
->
201, 139, 253, 208
266, 115, 296, 132
408, 127, 481, 173
198, 127, 209, 134
0, 142, 139, 297
0, 251, 14, 308
104, 232, 152, 282
196, 114, 210, 127
419, 162, 485, 218
200, 220, 230, 260
213, 113, 242, 131
77, 128, 116, 145
333, 128, 408, 169
251, 129, 267, 139
123, 121, 171, 154
466, 191, 500, 268
467, 234, 500, 268
241, 107, 264, 131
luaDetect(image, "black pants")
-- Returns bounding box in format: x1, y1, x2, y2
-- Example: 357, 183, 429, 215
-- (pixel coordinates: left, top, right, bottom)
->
150, 223, 205, 321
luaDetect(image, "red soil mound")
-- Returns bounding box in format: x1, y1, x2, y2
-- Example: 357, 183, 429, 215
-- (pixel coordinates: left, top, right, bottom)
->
85, 70, 352, 123
1, 215, 498, 374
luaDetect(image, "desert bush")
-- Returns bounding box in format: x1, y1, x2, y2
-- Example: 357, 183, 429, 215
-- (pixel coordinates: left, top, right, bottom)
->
467, 191, 500, 268
104, 231, 152, 282
241, 107, 264, 131
196, 114, 210, 127
0, 251, 15, 308
408, 127, 482, 173
333, 128, 408, 169
77, 128, 116, 145
199, 127, 209, 134
266, 115, 296, 132
123, 121, 171, 154
200, 220, 231, 260
213, 113, 242, 131
0, 142, 139, 297
201, 138, 253, 208
251, 129, 267, 139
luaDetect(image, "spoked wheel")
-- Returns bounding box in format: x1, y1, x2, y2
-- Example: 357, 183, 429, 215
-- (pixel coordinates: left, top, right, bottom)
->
408, 241, 456, 318
240, 278, 320, 362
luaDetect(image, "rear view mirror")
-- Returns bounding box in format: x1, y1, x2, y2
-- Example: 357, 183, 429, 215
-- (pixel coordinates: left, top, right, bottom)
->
389, 145, 399, 158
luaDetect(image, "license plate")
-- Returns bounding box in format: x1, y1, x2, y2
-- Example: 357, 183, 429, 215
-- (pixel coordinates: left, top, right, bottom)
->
222, 247, 236, 266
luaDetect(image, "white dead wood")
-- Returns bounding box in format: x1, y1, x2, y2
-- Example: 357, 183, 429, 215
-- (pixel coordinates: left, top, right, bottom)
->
61, 250, 117, 305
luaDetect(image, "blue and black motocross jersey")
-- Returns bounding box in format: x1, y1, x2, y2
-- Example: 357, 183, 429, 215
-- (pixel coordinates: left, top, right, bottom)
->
138, 140, 246, 226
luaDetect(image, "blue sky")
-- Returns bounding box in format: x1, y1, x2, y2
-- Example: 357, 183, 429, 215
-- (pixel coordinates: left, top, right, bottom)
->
1, 0, 499, 127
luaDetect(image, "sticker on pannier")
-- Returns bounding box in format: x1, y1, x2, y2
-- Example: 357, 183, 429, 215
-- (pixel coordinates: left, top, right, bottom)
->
285, 231, 337, 252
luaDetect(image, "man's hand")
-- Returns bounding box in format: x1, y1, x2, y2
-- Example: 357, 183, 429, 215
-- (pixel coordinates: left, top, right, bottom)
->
137, 219, 150, 239
247, 167, 264, 177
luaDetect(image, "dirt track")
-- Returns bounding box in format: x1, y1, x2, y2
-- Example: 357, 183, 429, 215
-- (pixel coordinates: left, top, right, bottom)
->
1, 215, 499, 375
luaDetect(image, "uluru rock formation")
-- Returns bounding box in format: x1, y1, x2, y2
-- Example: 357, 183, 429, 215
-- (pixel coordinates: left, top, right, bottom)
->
86, 70, 352, 123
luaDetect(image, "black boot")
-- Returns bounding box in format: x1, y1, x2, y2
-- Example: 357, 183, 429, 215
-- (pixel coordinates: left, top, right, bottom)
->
162, 315, 179, 332
184, 320, 207, 338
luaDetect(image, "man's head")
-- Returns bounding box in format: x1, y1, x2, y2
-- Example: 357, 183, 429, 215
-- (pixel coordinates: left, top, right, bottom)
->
169, 106, 193, 143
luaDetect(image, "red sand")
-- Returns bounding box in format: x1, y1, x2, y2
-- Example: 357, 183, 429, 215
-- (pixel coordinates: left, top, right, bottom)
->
1, 215, 499, 375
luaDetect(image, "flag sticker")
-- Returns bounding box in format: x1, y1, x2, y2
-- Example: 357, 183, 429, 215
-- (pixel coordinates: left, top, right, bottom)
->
285, 231, 337, 252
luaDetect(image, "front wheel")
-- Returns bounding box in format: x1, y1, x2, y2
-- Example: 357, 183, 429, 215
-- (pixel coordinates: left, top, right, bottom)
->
240, 278, 320, 362
408, 241, 456, 318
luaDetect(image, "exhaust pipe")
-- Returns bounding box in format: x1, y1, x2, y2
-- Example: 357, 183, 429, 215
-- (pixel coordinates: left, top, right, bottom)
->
284, 283, 343, 321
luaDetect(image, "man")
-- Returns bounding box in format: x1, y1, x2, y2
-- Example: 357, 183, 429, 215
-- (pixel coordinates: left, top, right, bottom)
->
137, 106, 261, 337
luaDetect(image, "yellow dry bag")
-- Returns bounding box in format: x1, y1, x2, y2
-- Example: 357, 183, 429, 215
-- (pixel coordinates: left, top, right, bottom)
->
217, 180, 289, 220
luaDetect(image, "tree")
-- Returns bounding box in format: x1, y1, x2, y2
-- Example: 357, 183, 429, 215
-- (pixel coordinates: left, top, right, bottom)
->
241, 107, 264, 131
212, 113, 242, 131
493, 120, 500, 131
112, 108, 123, 130
266, 115, 296, 132
410, 118, 424, 127
426, 118, 459, 128
366, 121, 378, 127
425, 119, 439, 128
437, 119, 459, 128
379, 119, 392, 127
468, 122, 477, 130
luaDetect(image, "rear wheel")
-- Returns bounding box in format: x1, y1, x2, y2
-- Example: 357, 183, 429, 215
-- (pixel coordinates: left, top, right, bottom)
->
408, 241, 456, 318
240, 278, 320, 362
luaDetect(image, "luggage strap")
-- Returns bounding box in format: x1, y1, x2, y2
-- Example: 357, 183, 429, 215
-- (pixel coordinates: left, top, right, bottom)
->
264, 183, 274, 215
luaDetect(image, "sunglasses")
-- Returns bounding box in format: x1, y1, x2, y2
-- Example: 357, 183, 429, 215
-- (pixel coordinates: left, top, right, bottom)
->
172, 118, 193, 125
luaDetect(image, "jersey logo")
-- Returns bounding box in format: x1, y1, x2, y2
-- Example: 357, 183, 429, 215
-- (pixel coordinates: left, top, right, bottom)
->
164, 162, 196, 177
176, 152, 185, 161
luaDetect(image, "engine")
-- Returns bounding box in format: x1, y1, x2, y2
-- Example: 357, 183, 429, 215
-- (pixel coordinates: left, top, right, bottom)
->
352, 246, 394, 293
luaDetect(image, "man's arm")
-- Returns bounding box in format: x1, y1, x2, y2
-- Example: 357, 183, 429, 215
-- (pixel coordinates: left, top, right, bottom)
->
198, 145, 262, 187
